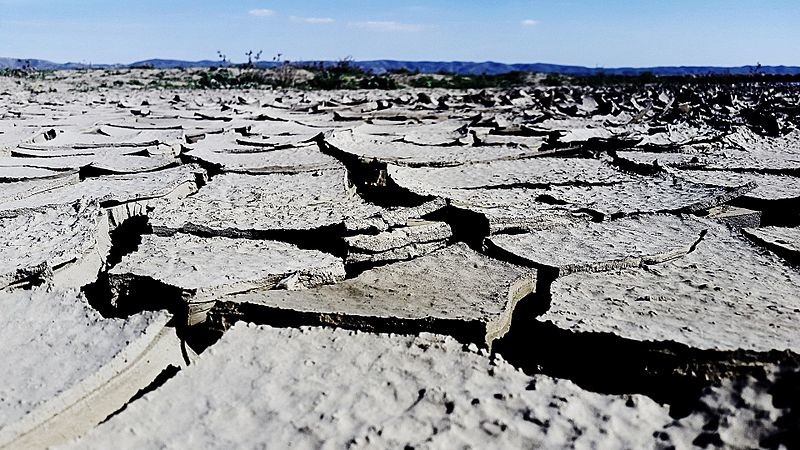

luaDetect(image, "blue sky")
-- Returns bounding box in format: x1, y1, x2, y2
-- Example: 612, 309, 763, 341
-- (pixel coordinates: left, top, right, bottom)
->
1, 0, 798, 67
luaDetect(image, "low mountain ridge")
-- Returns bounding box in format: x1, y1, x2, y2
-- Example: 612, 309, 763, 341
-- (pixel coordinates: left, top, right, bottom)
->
2, 57, 799, 76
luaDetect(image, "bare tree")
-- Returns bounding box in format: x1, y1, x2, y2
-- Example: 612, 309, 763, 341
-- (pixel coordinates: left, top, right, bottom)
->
245, 50, 263, 67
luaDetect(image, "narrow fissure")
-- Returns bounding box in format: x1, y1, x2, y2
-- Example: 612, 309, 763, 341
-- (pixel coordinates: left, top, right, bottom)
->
99, 364, 181, 424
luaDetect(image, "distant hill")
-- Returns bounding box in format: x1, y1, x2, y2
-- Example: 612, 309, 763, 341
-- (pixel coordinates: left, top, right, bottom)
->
2, 57, 800, 76
128, 59, 233, 69
0, 57, 117, 70
352, 61, 800, 77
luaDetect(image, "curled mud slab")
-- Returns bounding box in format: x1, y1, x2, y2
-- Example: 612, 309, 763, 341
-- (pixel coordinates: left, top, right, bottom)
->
345, 220, 452, 265
186, 144, 340, 174
65, 324, 675, 449
326, 129, 542, 167
23, 127, 183, 150
149, 168, 381, 235
0, 153, 177, 175
66, 324, 800, 450
0, 288, 182, 449
387, 157, 634, 192
218, 243, 536, 347
184, 132, 341, 174
0, 171, 80, 203
0, 201, 110, 289
0, 165, 66, 181
0, 164, 204, 212
487, 214, 708, 276
109, 233, 346, 322
743, 225, 800, 262
543, 221, 800, 353
544, 176, 753, 219
672, 169, 800, 202
388, 163, 752, 226
344, 198, 447, 233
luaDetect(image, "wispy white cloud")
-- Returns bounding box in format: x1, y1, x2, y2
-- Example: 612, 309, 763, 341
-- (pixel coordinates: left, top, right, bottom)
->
521, 19, 539, 27
348, 21, 424, 32
248, 9, 276, 17
290, 16, 334, 24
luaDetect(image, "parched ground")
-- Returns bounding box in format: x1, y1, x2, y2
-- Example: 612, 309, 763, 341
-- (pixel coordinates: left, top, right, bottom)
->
1, 70, 799, 449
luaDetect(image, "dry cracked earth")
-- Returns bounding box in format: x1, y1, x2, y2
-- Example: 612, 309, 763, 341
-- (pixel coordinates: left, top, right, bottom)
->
1, 70, 799, 449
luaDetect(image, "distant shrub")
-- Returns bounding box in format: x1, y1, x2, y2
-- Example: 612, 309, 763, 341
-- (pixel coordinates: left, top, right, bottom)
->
0, 60, 45, 79
543, 73, 566, 86
388, 67, 418, 75
409, 71, 527, 89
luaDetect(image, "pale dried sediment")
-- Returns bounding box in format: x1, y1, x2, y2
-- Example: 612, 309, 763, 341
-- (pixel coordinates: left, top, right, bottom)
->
346, 221, 451, 253
633, 123, 720, 149
2, 78, 800, 448
344, 198, 447, 233
0, 164, 205, 213
66, 324, 677, 449
559, 126, 616, 143
0, 126, 40, 152
616, 146, 800, 173
386, 164, 585, 233
0, 165, 66, 181
12, 142, 179, 159
543, 221, 800, 353
388, 165, 746, 227
23, 127, 183, 149
11, 145, 157, 158
443, 188, 582, 234
347, 120, 469, 146
231, 120, 328, 140
150, 168, 381, 235
671, 169, 800, 202
185, 144, 341, 174
326, 129, 540, 167
742, 225, 800, 260
86, 154, 177, 174
0, 201, 110, 289
109, 233, 346, 323
387, 157, 634, 193
487, 214, 708, 276
705, 205, 762, 228
0, 171, 80, 204
546, 177, 753, 219
0, 288, 181, 449
346, 240, 449, 265
185, 130, 322, 151
222, 243, 536, 347
0, 155, 94, 171
0, 154, 176, 174
345, 221, 452, 265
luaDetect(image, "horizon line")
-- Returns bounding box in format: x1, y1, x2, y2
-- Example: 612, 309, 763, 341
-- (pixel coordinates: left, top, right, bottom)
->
2, 56, 798, 70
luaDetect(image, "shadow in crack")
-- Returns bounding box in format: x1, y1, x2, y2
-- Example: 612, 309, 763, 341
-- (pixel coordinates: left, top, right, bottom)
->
493, 276, 800, 419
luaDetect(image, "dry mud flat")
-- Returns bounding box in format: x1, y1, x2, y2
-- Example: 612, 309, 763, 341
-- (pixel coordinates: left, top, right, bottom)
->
0, 71, 799, 448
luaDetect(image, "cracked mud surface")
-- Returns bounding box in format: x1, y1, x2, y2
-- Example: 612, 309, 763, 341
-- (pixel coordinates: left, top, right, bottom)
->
221, 243, 535, 347
67, 324, 676, 449
544, 221, 800, 353
1, 72, 799, 448
149, 168, 381, 235
0, 288, 180, 449
0, 201, 110, 289
486, 214, 708, 276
